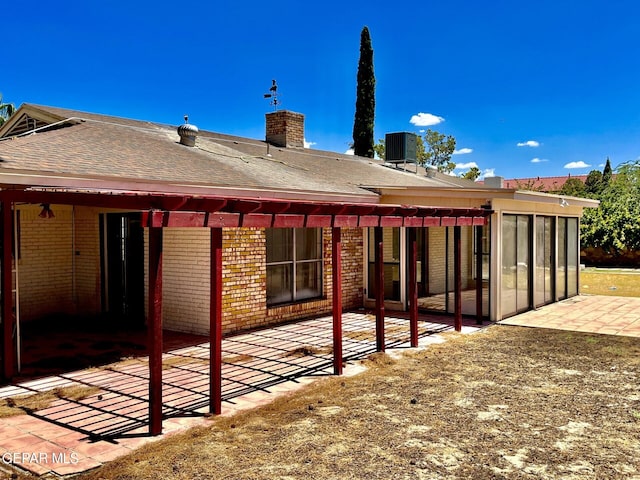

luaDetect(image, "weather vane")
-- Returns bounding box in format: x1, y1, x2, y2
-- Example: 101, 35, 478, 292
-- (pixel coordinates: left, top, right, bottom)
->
263, 79, 279, 111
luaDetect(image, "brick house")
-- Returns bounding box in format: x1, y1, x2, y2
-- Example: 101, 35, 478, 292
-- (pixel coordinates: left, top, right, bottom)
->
0, 104, 597, 433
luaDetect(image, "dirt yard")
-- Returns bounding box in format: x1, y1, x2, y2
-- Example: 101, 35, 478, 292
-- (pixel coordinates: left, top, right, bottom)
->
63, 325, 640, 480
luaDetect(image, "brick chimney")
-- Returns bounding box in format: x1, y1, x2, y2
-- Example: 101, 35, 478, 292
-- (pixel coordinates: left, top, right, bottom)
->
265, 110, 304, 148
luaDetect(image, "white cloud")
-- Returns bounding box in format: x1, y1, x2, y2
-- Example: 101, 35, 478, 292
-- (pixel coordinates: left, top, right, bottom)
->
409, 112, 444, 127
530, 157, 548, 163
564, 161, 590, 169
453, 148, 473, 155
454, 161, 478, 170
345, 148, 354, 156
304, 138, 316, 149
517, 140, 540, 147
479, 168, 495, 180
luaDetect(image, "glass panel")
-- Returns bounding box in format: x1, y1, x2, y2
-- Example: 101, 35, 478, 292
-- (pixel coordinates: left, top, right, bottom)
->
366, 228, 401, 301
501, 215, 517, 317
535, 217, 545, 307
295, 228, 321, 261
516, 216, 530, 311
557, 218, 567, 300
535, 217, 554, 306
296, 261, 322, 300
266, 228, 293, 263
266, 264, 293, 304
567, 218, 578, 297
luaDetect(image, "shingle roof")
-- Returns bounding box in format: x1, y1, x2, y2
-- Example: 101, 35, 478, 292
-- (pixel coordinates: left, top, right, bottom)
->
0, 104, 475, 198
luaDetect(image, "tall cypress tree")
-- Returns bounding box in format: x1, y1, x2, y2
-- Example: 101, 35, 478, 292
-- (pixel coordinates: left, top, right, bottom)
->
352, 26, 375, 158
602, 157, 613, 185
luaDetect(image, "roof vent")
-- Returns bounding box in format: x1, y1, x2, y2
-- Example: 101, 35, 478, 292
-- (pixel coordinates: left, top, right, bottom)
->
177, 115, 198, 147
385, 132, 417, 164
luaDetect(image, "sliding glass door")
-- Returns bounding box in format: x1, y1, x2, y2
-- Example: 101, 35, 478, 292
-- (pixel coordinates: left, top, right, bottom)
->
535, 216, 554, 307
501, 214, 531, 317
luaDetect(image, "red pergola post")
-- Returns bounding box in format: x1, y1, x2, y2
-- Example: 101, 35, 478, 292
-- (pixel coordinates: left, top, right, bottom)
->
147, 225, 163, 435
475, 225, 484, 325
331, 227, 343, 375
2, 202, 13, 380
210, 227, 223, 414
454, 226, 462, 332
408, 228, 418, 347
374, 227, 385, 352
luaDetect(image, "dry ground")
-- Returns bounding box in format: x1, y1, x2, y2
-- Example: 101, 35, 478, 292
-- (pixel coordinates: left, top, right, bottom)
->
63, 325, 640, 480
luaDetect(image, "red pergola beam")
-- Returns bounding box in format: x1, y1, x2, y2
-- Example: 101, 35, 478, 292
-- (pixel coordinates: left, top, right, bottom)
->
210, 228, 223, 414
147, 226, 163, 435
408, 228, 418, 347
475, 224, 484, 325
454, 226, 462, 332
2, 202, 13, 380
332, 227, 343, 375
374, 227, 385, 352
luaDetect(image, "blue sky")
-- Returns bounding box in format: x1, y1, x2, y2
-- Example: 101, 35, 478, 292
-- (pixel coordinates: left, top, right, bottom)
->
3, 0, 640, 179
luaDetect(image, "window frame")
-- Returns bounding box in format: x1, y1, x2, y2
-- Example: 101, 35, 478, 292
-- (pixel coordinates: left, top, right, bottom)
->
266, 228, 323, 306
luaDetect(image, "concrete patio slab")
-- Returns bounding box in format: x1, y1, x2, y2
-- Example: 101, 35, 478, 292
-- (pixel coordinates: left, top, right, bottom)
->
499, 294, 640, 337
0, 310, 483, 477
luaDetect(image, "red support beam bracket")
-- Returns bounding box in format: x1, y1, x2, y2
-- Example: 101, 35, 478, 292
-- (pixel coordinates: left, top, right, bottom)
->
164, 212, 207, 227
272, 214, 305, 228
423, 217, 441, 227
206, 212, 241, 228
440, 217, 457, 227
456, 217, 474, 226
379, 216, 403, 227
472, 217, 487, 226
403, 217, 424, 228
358, 216, 380, 227
305, 215, 333, 228
240, 213, 273, 228
333, 215, 358, 227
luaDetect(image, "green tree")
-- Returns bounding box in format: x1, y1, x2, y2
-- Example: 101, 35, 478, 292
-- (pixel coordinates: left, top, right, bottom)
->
372, 138, 385, 160
581, 160, 640, 253
352, 26, 375, 158
461, 166, 481, 181
0, 94, 15, 127
559, 177, 587, 197
602, 157, 613, 186
422, 128, 456, 173
584, 169, 604, 197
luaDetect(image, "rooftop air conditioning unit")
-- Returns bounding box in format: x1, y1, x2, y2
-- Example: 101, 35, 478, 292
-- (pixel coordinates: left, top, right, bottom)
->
385, 132, 417, 164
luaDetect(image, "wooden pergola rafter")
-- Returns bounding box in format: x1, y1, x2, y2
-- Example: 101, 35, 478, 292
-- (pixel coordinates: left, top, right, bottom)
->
0, 187, 492, 436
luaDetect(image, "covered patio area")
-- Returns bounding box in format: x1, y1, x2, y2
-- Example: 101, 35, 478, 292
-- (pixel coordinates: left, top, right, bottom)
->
0, 310, 483, 476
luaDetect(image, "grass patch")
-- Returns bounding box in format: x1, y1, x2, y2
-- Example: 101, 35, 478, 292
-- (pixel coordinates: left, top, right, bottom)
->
580, 269, 640, 297
162, 356, 208, 370
0, 385, 102, 418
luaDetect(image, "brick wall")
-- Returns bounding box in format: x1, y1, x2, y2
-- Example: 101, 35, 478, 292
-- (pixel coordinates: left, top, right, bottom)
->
265, 110, 305, 148
73, 207, 101, 315
149, 226, 364, 336
17, 204, 74, 321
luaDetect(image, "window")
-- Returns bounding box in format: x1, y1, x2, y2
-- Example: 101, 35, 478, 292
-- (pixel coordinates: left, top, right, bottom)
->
266, 228, 323, 306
